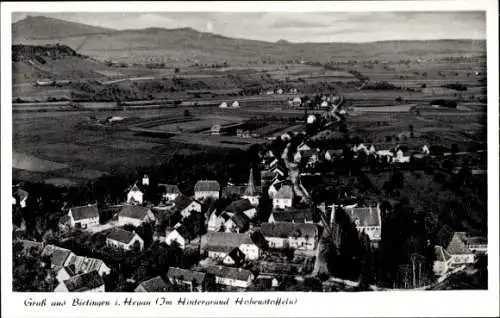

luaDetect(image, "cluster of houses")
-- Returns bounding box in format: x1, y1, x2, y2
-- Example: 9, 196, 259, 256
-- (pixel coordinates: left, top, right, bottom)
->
17, 240, 110, 292
351, 143, 432, 164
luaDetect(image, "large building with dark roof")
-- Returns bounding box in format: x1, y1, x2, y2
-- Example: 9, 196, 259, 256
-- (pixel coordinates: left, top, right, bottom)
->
194, 180, 220, 201
117, 205, 155, 227
200, 265, 254, 289
342, 204, 382, 242
167, 267, 213, 292
67, 204, 99, 229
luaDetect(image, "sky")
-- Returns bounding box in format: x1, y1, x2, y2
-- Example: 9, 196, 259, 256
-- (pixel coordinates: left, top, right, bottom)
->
12, 11, 486, 43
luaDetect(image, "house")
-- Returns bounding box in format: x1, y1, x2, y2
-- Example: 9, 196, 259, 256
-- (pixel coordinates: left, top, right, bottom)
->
422, 145, 430, 155
320, 101, 329, 108
259, 222, 319, 250
13, 188, 29, 208
222, 183, 247, 198
273, 185, 294, 210
292, 96, 302, 107
325, 149, 343, 161
393, 149, 410, 163
67, 204, 99, 229
201, 265, 254, 289
219, 102, 228, 109
341, 204, 382, 242
376, 150, 394, 163
439, 231, 476, 265
433, 245, 452, 276
135, 276, 169, 292
126, 184, 144, 204
173, 195, 202, 218
231, 101, 240, 108
276, 88, 284, 95
41, 245, 75, 269
194, 180, 220, 201
242, 168, 260, 206
224, 199, 257, 220
297, 143, 312, 152
255, 275, 279, 289
224, 212, 251, 233
202, 231, 263, 261
54, 270, 105, 292
211, 124, 221, 135
165, 224, 194, 249
117, 205, 156, 227
268, 209, 315, 224
207, 210, 229, 232
159, 184, 181, 201
106, 229, 144, 251
64, 254, 111, 277
167, 267, 213, 292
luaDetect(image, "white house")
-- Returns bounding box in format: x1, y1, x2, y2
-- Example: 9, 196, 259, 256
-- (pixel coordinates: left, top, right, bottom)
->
219, 102, 228, 109
422, 145, 430, 155
231, 101, 240, 108
106, 229, 144, 251
13, 188, 29, 208
117, 205, 156, 227
194, 180, 220, 201
126, 184, 144, 204
159, 184, 182, 202
54, 271, 105, 292
165, 224, 193, 249
292, 96, 302, 107
67, 204, 99, 229
260, 222, 319, 250
272, 185, 294, 210
276, 88, 284, 95
201, 265, 254, 289
393, 149, 411, 163
320, 101, 329, 108
173, 195, 202, 219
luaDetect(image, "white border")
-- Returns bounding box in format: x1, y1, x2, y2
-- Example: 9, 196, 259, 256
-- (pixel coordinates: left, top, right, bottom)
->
1, 1, 499, 317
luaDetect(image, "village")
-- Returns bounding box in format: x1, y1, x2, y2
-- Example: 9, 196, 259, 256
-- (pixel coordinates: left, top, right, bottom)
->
12, 91, 488, 293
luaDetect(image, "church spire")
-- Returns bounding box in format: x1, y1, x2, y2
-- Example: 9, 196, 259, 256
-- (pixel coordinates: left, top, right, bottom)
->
244, 167, 256, 196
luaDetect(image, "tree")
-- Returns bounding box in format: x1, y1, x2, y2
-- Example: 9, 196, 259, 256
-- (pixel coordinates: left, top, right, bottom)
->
174, 68, 180, 73
12, 242, 57, 292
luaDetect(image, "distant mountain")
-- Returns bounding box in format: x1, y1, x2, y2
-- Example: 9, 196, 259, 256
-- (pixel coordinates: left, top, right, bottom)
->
12, 15, 115, 40
12, 15, 486, 65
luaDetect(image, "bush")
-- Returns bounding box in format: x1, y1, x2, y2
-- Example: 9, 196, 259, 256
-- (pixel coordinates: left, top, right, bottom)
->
441, 83, 468, 91
430, 99, 458, 108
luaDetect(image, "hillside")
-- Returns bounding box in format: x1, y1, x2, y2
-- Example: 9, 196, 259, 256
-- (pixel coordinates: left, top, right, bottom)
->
12, 16, 486, 65
12, 15, 114, 40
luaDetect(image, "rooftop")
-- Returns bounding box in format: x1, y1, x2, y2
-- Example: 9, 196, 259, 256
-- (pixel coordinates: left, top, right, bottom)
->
107, 228, 138, 244
159, 184, 181, 194
194, 180, 220, 192
62, 270, 104, 292
224, 199, 254, 214
345, 206, 381, 227
174, 194, 198, 212
259, 222, 318, 239
136, 276, 168, 292
70, 204, 99, 221
275, 185, 294, 199
201, 264, 253, 281
167, 267, 207, 285
41, 244, 73, 268
119, 205, 151, 220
